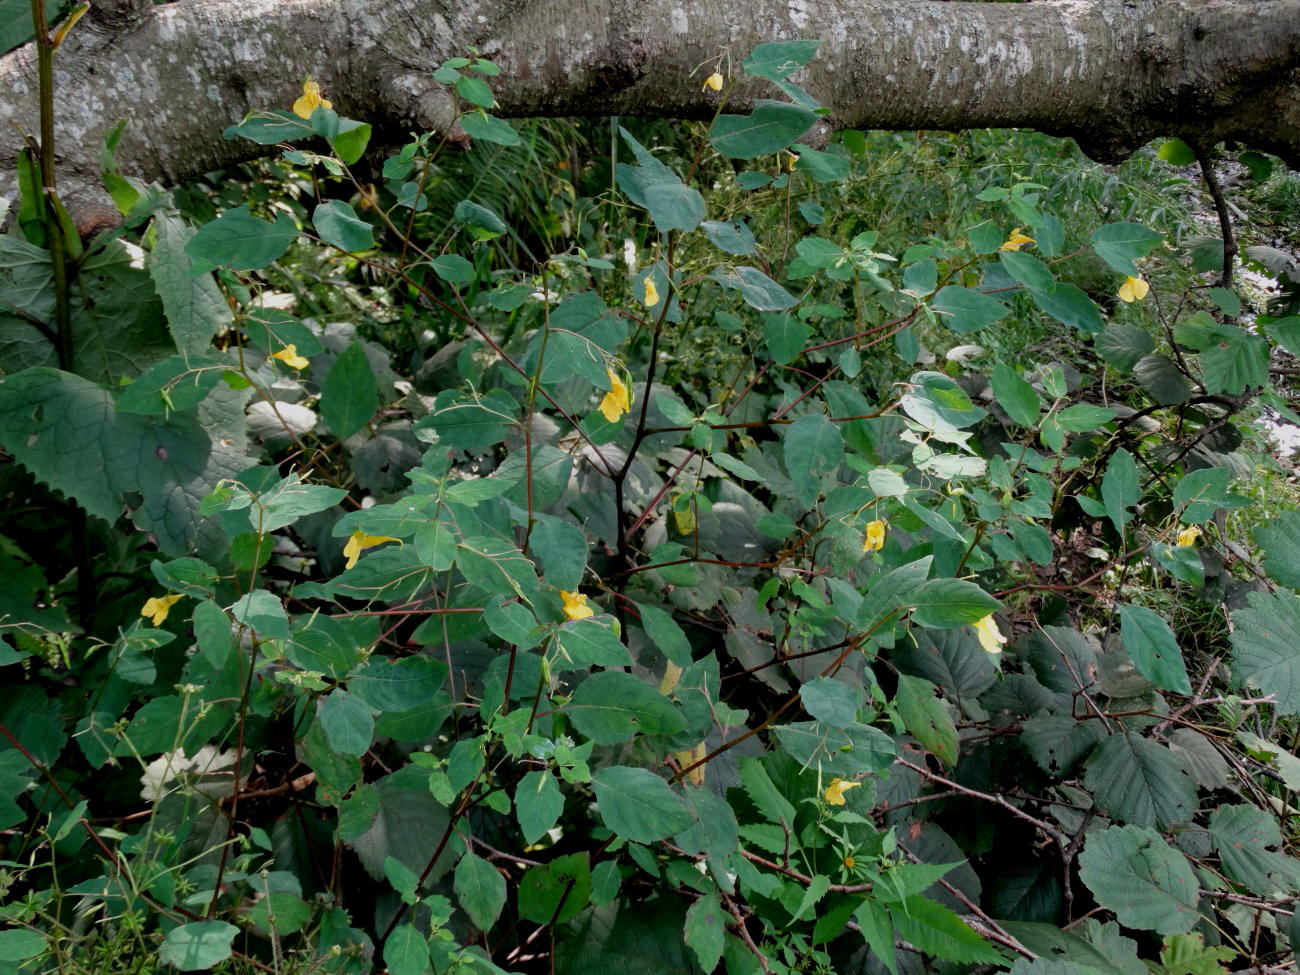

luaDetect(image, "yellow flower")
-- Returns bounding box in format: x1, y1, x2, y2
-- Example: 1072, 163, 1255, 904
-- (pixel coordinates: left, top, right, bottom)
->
561, 590, 594, 622
1176, 525, 1203, 547
342, 530, 400, 569
784, 150, 798, 172
141, 593, 183, 627
292, 78, 332, 120
1117, 275, 1150, 303
599, 368, 632, 423
999, 228, 1035, 252
270, 344, 310, 370
824, 777, 861, 806
642, 276, 660, 308
702, 71, 724, 93
974, 614, 1007, 654
862, 519, 887, 553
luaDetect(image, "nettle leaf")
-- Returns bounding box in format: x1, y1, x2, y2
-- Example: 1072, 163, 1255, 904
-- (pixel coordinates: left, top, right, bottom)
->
892, 627, 996, 699
894, 675, 958, 766
1229, 589, 1300, 715
1096, 323, 1154, 371
313, 200, 374, 252
1091, 222, 1162, 276
1133, 354, 1191, 405
567, 671, 685, 744
591, 766, 694, 843
185, 205, 298, 271
709, 100, 816, 159
1078, 825, 1199, 934
1084, 731, 1197, 828
1207, 803, 1300, 895
1022, 714, 1106, 776
931, 286, 1008, 333
1254, 511, 1300, 589
150, 212, 232, 355
1117, 604, 1191, 695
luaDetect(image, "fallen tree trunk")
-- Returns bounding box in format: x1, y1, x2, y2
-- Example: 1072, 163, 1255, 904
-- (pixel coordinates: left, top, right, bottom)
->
1, 0, 1298, 224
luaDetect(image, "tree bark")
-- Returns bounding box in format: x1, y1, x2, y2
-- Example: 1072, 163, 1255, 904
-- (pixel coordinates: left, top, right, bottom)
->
1, 0, 1298, 224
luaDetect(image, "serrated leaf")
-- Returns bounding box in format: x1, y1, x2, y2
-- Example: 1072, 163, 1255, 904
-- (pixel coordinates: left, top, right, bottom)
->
1253, 510, 1300, 589
885, 895, 1006, 965
1229, 589, 1300, 714
1077, 825, 1199, 934
1207, 803, 1300, 895
150, 212, 232, 354
684, 893, 725, 972
1084, 731, 1197, 828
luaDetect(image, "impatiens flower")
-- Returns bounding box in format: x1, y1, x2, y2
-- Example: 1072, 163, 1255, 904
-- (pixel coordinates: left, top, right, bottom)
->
141, 593, 183, 627
270, 344, 310, 370
999, 228, 1035, 252
862, 519, 887, 553
974, 614, 1007, 654
784, 150, 798, 172
1117, 275, 1150, 303
824, 777, 861, 806
292, 78, 332, 120
642, 276, 660, 308
561, 590, 594, 621
599, 368, 632, 423
1176, 525, 1203, 547
702, 71, 724, 92
342, 530, 400, 570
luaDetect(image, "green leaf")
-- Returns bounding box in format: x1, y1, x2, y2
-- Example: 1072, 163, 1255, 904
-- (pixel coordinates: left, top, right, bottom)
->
615, 127, 706, 234
117, 354, 227, 416
1084, 731, 1197, 828
555, 617, 633, 669
739, 758, 797, 826
931, 286, 1008, 333
258, 474, 347, 532
792, 143, 849, 183
454, 74, 495, 108
228, 590, 290, 640
223, 110, 314, 145
894, 675, 958, 766
331, 119, 372, 165
854, 899, 897, 975
185, 205, 297, 271
1117, 604, 1191, 695
992, 363, 1041, 426
1022, 714, 1106, 776
743, 40, 821, 80
999, 251, 1054, 291
892, 627, 996, 700
313, 200, 373, 252
459, 112, 522, 146
430, 253, 475, 285
516, 770, 565, 845
1134, 354, 1191, 405
1172, 466, 1236, 523
773, 720, 897, 776
700, 219, 757, 256
1229, 589, 1300, 715
911, 578, 1001, 628
1096, 323, 1154, 371
529, 514, 587, 591
1028, 282, 1104, 333
591, 766, 694, 843
1077, 825, 1199, 934
684, 893, 726, 972
1100, 448, 1139, 538
150, 212, 232, 354
709, 100, 816, 159
763, 312, 809, 364
800, 677, 859, 728
419, 388, 518, 450
158, 921, 239, 971
714, 265, 799, 311
568, 671, 685, 744
518, 853, 591, 925
886, 895, 1006, 965
320, 342, 377, 439
382, 925, 430, 975
1207, 803, 1300, 895
636, 603, 692, 667
455, 852, 507, 931
454, 200, 508, 240
1255, 511, 1300, 589
1092, 223, 1162, 276
782, 413, 843, 507
1158, 139, 1196, 166
318, 690, 374, 757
